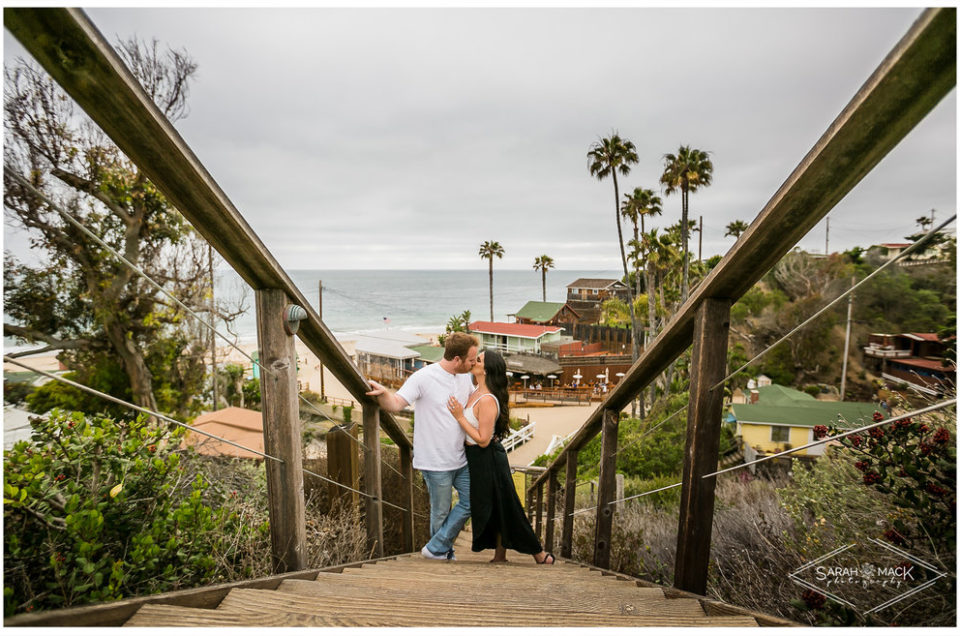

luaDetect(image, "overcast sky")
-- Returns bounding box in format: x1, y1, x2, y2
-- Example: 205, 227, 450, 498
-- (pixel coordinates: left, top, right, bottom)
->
3, 6, 956, 271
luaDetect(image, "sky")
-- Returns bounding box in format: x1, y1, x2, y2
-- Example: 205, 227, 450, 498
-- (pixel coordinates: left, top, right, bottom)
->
2, 5, 957, 271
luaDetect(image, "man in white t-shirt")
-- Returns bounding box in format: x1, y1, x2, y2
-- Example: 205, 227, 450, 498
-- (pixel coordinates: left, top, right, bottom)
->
366, 332, 478, 560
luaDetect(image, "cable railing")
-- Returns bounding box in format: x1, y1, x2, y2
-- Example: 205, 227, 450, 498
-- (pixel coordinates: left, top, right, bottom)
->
521, 6, 955, 598
3, 6, 427, 577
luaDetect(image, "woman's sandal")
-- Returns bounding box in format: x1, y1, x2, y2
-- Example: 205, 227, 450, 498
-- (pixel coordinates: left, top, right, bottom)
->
537, 553, 556, 565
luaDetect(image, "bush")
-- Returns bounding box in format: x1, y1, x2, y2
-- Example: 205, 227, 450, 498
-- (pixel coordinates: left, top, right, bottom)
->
3, 410, 268, 615
342, 405, 353, 423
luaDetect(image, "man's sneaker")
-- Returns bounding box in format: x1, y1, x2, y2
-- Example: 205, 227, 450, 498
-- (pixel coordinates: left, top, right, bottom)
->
446, 550, 456, 561
420, 546, 448, 560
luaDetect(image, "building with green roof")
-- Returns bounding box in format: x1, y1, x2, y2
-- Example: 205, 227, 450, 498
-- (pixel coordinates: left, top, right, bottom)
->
729, 383, 879, 457
510, 300, 581, 326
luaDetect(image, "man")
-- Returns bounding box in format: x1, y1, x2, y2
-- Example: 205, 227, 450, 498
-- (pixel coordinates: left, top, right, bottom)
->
366, 332, 478, 560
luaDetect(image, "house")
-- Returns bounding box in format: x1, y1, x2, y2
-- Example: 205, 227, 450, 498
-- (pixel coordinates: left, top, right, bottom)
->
468, 321, 565, 355
865, 234, 954, 266
181, 406, 265, 459
729, 384, 879, 458
565, 278, 630, 324
863, 332, 955, 396
510, 301, 582, 327
350, 330, 433, 383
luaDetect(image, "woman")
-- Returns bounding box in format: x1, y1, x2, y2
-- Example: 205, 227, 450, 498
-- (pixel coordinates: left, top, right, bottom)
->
446, 350, 555, 564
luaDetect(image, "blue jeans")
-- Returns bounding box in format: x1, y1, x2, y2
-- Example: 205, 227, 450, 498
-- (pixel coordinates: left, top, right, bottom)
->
421, 465, 470, 555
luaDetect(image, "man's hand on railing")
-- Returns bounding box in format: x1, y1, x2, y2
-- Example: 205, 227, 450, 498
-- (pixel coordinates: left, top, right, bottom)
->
365, 379, 408, 413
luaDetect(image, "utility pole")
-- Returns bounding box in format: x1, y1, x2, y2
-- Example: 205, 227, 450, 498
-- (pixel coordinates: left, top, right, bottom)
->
698, 215, 703, 263
208, 244, 218, 410
318, 280, 325, 401
840, 276, 854, 401
825, 216, 830, 255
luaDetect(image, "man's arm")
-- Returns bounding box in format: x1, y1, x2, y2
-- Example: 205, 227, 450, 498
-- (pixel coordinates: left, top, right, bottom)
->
365, 380, 409, 413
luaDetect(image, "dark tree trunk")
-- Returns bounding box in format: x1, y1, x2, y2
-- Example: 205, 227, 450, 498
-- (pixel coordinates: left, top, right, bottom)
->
103, 318, 158, 413
611, 172, 640, 418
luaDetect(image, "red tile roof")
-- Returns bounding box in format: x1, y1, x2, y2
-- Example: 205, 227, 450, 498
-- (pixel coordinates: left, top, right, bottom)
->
891, 357, 956, 372
906, 332, 941, 342
469, 321, 562, 338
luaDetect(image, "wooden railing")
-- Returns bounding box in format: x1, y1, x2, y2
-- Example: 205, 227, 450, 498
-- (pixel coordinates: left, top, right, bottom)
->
4, 7, 417, 574
524, 7, 956, 596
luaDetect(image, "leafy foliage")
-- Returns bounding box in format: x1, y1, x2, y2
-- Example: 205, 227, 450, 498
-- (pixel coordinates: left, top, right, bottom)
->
3, 410, 267, 615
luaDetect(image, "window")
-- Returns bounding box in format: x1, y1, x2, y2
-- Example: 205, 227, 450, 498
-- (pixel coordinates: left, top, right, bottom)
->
771, 426, 790, 443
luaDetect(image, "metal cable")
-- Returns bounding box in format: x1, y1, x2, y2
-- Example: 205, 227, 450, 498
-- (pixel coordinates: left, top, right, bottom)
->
5, 168, 272, 378
3, 356, 283, 463
612, 405, 687, 459
711, 215, 956, 392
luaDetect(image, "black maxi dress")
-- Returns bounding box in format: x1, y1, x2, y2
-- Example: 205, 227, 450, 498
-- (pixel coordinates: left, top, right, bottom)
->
463, 395, 543, 554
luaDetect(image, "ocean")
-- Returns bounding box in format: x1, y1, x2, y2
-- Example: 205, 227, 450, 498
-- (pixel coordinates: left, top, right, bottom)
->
218, 269, 620, 342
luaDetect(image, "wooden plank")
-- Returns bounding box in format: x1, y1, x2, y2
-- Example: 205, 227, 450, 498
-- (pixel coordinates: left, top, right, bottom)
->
326, 423, 359, 507
363, 403, 384, 558
534, 482, 544, 539
256, 288, 307, 573
593, 408, 619, 569
674, 298, 731, 595
398, 442, 415, 552
544, 469, 558, 553
525, 6, 956, 491
1, 7, 412, 449
124, 604, 388, 627
561, 450, 578, 558
3, 554, 403, 627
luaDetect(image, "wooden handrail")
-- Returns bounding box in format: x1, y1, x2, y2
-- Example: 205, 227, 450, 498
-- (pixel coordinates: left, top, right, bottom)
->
3, 7, 410, 450
529, 6, 956, 492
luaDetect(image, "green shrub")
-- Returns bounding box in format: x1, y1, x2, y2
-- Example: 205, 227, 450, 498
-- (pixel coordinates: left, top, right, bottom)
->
3, 410, 267, 615
342, 405, 353, 423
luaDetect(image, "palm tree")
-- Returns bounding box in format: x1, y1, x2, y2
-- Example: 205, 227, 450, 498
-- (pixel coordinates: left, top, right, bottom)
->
479, 240, 504, 321
725, 219, 748, 239
916, 215, 933, 232
621, 187, 662, 357
660, 145, 714, 301
588, 133, 640, 364
532, 254, 555, 302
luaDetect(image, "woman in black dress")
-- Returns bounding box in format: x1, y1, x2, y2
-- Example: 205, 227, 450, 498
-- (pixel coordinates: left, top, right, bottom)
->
446, 350, 555, 564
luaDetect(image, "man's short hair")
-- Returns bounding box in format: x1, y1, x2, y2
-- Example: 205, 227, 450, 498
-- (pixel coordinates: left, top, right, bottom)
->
443, 332, 478, 361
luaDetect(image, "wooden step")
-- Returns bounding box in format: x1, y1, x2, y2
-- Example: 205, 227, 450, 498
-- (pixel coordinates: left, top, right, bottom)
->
212, 588, 759, 627
122, 603, 390, 627
280, 578, 697, 617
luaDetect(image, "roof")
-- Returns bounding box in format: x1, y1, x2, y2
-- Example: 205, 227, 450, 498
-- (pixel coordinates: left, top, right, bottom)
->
566, 278, 627, 290
753, 384, 816, 405
183, 407, 265, 459
349, 329, 431, 359
469, 321, 563, 339
408, 344, 445, 363
903, 333, 940, 342
731, 401, 879, 429
511, 301, 576, 323
879, 243, 911, 248
889, 357, 956, 372
504, 354, 563, 376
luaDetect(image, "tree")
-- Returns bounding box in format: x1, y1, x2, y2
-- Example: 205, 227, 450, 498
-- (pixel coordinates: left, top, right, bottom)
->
532, 255, 555, 302
588, 133, 641, 356
916, 215, 933, 232
478, 241, 504, 321
622, 188, 662, 350
660, 145, 714, 301
438, 309, 471, 346
3, 41, 237, 417
725, 219, 748, 239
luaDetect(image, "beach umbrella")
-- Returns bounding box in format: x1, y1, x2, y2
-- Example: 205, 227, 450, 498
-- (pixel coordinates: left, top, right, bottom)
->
547, 373, 557, 387
521, 374, 530, 389
506, 371, 513, 377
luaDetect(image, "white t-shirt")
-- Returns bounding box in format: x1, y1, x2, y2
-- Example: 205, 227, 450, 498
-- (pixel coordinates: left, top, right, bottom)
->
396, 363, 475, 470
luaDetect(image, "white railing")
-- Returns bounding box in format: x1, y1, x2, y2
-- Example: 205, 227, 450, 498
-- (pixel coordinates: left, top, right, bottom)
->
863, 345, 912, 358
502, 421, 536, 453
544, 430, 576, 456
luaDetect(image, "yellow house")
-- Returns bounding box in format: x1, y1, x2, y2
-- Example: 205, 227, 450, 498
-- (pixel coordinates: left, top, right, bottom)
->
729, 384, 879, 457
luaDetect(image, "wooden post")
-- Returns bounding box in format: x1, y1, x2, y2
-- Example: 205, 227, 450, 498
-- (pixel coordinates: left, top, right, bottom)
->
593, 408, 619, 569
317, 280, 325, 401
255, 289, 307, 573
363, 404, 384, 558
544, 469, 558, 553
534, 482, 544, 539
526, 479, 534, 522
561, 450, 578, 558
399, 443, 415, 553
674, 298, 732, 595
326, 424, 359, 508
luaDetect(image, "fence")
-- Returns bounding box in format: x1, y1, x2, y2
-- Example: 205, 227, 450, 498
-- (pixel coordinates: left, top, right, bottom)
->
522, 7, 956, 596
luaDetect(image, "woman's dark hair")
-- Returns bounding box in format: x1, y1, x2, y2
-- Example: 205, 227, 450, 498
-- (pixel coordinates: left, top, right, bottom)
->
481, 349, 511, 440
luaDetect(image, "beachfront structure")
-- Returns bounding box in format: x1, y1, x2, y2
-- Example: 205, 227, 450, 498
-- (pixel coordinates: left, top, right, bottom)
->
468, 321, 565, 355
729, 384, 879, 458
181, 407, 265, 459
350, 330, 434, 383
510, 300, 582, 326
863, 332, 955, 396
564, 278, 630, 323
866, 235, 954, 265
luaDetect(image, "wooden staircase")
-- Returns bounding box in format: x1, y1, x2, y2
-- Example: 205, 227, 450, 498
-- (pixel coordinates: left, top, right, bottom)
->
122, 535, 761, 627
